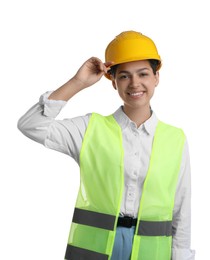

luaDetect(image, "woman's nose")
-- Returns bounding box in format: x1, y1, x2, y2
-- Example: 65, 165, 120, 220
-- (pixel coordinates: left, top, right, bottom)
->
130, 74, 141, 87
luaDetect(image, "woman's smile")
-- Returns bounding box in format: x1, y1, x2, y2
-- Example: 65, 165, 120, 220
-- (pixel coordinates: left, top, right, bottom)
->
127, 91, 145, 98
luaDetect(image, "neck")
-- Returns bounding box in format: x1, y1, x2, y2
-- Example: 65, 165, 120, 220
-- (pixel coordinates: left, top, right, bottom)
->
123, 105, 151, 127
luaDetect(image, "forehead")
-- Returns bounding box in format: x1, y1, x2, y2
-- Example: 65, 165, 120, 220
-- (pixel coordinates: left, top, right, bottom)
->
116, 60, 151, 72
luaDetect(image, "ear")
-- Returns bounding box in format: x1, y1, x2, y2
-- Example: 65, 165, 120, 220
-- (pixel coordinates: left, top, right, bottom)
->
155, 71, 159, 87
111, 77, 117, 90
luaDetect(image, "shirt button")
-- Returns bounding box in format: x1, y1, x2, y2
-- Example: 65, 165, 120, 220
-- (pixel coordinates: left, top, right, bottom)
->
128, 192, 134, 198
128, 187, 135, 198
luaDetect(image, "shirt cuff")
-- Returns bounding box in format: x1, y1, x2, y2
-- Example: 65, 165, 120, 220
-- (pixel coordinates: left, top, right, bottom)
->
39, 91, 67, 117
172, 248, 195, 260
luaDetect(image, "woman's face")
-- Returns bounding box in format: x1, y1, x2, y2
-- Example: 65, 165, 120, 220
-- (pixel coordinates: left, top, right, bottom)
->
111, 60, 159, 113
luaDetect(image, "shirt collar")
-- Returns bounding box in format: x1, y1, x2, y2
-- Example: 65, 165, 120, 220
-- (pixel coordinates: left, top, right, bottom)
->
113, 106, 158, 136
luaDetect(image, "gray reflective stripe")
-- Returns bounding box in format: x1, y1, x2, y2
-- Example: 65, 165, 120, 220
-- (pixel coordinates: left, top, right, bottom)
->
72, 208, 116, 230
65, 244, 108, 260
138, 220, 172, 236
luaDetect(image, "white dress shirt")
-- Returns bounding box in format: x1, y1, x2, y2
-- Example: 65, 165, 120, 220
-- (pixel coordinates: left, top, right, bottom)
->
18, 91, 195, 259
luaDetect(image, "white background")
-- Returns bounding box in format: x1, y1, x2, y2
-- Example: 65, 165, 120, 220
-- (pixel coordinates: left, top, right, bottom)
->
0, 0, 209, 259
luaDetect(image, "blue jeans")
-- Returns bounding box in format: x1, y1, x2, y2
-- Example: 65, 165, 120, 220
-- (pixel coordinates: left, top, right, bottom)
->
111, 226, 135, 260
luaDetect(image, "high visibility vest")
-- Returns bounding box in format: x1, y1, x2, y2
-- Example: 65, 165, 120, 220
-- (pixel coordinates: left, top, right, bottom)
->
65, 113, 185, 260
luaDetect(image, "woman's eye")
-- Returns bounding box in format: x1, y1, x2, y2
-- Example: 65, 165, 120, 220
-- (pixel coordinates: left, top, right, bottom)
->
119, 74, 129, 79
139, 73, 148, 77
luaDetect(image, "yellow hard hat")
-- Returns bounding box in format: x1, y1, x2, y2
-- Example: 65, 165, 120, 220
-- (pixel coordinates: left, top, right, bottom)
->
105, 31, 161, 79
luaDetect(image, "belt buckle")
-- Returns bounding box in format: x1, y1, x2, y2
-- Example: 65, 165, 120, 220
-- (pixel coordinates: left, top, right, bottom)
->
123, 216, 133, 228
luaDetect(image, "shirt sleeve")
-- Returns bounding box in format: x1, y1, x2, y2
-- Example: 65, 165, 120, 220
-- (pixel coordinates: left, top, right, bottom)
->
172, 140, 195, 259
17, 91, 91, 163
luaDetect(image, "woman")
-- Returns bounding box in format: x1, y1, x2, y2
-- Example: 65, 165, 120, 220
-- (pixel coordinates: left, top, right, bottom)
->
18, 31, 195, 259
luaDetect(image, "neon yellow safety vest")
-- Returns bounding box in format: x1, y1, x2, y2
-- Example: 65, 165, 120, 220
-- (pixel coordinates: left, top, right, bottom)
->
65, 113, 185, 260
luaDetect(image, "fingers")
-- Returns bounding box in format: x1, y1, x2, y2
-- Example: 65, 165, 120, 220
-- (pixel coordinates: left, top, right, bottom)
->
104, 61, 114, 68
89, 57, 114, 74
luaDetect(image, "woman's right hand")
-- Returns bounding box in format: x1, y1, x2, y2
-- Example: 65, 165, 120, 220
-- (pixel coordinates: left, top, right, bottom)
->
73, 57, 113, 89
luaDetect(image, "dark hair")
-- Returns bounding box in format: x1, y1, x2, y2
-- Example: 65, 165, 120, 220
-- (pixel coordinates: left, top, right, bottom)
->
108, 59, 160, 78
148, 59, 160, 75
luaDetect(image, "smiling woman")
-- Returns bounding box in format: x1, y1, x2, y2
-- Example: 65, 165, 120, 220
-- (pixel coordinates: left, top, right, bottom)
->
110, 60, 159, 126
17, 30, 195, 260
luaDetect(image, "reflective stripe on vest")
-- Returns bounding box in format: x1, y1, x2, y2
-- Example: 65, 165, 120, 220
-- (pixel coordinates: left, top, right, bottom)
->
65, 244, 109, 260
138, 220, 172, 236
64, 113, 185, 260
72, 207, 172, 236
72, 208, 115, 230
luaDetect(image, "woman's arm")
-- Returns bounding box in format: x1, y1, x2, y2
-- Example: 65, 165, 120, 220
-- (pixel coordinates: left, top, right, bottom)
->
18, 57, 111, 160
48, 57, 112, 101
172, 141, 195, 259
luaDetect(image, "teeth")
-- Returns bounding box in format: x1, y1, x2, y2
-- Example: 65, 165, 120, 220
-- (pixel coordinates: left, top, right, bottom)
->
130, 92, 143, 96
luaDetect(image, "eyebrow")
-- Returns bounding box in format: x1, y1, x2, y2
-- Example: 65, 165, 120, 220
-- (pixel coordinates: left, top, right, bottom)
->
117, 68, 150, 74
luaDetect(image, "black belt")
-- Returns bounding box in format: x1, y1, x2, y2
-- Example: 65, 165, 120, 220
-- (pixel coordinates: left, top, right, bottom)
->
117, 216, 137, 228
